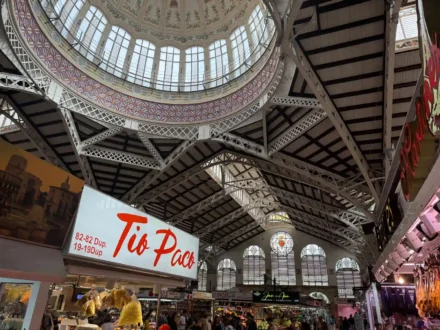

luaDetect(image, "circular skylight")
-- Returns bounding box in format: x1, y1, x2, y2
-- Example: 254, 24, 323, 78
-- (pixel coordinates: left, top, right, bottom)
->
41, 0, 275, 91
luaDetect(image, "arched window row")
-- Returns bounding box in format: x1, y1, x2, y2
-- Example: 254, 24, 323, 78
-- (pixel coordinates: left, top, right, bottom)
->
41, 1, 275, 91
214, 241, 359, 290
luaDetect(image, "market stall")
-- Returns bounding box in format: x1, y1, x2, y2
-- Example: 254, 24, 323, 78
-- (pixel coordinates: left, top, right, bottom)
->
46, 185, 199, 330
191, 291, 214, 317
251, 291, 328, 330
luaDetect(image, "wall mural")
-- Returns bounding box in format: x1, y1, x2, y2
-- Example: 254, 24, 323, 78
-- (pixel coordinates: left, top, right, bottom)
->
0, 139, 84, 248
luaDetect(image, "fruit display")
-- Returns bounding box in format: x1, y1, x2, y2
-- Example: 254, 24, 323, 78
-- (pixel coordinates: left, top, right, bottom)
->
118, 300, 143, 327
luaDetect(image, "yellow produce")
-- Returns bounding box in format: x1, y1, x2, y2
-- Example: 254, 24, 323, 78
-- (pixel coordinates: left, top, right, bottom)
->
94, 294, 102, 310
118, 301, 143, 326
85, 300, 96, 317
20, 290, 31, 304
114, 289, 131, 309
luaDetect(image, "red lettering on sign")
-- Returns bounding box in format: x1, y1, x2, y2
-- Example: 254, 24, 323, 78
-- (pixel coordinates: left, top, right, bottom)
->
155, 229, 196, 269
112, 213, 196, 270
154, 229, 177, 266
113, 213, 149, 258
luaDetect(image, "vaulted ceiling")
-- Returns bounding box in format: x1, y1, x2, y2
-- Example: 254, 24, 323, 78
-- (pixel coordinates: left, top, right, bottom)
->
0, 0, 421, 265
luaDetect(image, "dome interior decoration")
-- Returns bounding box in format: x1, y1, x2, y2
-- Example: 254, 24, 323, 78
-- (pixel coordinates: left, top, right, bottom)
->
40, 0, 275, 91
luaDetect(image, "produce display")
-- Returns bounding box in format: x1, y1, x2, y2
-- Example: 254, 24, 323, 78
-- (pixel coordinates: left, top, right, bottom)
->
118, 301, 143, 327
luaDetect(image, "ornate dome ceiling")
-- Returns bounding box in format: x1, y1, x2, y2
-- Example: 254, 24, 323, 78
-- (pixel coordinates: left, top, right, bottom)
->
88, 0, 256, 45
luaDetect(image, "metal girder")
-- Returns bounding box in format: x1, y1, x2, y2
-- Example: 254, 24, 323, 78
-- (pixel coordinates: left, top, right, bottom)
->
58, 108, 97, 187
195, 198, 279, 238
226, 180, 370, 229
261, 0, 283, 44
168, 190, 234, 225
134, 150, 224, 205
137, 132, 164, 167
287, 40, 380, 205
80, 146, 160, 170
212, 132, 266, 158
133, 150, 374, 220
278, 207, 363, 245
0, 96, 68, 171
224, 151, 374, 219
268, 107, 326, 155
270, 96, 321, 108
0, 72, 42, 95
121, 140, 195, 204
383, 0, 402, 176
79, 127, 124, 150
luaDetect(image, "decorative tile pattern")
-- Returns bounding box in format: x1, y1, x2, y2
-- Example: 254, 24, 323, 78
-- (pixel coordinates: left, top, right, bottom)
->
12, 0, 279, 123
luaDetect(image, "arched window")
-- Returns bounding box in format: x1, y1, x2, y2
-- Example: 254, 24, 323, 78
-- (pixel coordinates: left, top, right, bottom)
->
60, 0, 85, 37
75, 6, 108, 61
128, 39, 156, 87
336, 258, 362, 298
185, 47, 205, 91
270, 232, 296, 285
209, 40, 228, 88
248, 5, 268, 58
101, 26, 131, 77
217, 259, 236, 291
309, 292, 330, 305
230, 26, 251, 77
198, 261, 208, 291
157, 46, 180, 91
45, 0, 85, 37
301, 244, 328, 286
243, 245, 265, 285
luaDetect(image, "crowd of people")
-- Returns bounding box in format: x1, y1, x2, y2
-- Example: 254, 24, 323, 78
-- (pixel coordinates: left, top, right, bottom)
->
155, 311, 255, 330
153, 311, 333, 330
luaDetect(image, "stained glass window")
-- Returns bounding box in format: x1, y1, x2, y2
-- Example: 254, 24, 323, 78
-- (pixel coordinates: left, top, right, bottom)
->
301, 244, 328, 286
198, 261, 208, 291
243, 245, 265, 285
217, 259, 236, 291
270, 232, 295, 285
336, 258, 362, 298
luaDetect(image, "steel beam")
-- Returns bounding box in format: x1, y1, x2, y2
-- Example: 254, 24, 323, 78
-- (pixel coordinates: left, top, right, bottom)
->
137, 132, 164, 167
80, 146, 160, 170
79, 127, 124, 150
270, 96, 321, 108
268, 108, 327, 155
121, 140, 196, 204
169, 190, 234, 225
383, 0, 402, 176
0, 96, 68, 171
58, 108, 97, 187
287, 40, 380, 205
195, 198, 278, 238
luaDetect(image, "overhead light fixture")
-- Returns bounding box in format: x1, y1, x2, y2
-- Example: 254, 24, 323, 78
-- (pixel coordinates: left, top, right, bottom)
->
398, 276, 405, 284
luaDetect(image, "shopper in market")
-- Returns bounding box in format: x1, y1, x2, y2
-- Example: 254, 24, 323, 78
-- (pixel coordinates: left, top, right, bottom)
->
246, 312, 257, 330
348, 315, 354, 330
180, 310, 188, 330
267, 317, 277, 330
101, 313, 115, 330
211, 316, 221, 330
